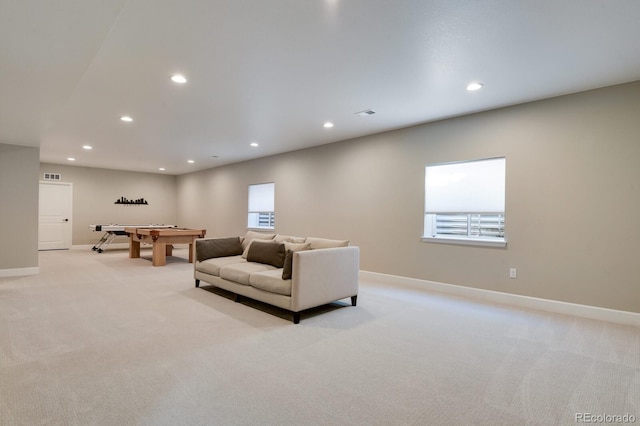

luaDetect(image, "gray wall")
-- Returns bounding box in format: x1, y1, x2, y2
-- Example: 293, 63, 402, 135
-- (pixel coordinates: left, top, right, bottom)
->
177, 81, 640, 314
39, 164, 179, 245
0, 144, 39, 270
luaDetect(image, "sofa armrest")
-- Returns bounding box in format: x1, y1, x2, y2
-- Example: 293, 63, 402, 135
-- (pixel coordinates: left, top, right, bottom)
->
290, 246, 360, 311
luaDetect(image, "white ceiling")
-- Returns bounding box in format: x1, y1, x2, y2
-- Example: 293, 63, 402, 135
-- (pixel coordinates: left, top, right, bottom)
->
2, 0, 640, 175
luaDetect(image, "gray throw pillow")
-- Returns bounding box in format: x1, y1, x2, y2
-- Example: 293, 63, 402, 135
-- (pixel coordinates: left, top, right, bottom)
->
196, 237, 243, 262
247, 241, 286, 268
282, 250, 294, 280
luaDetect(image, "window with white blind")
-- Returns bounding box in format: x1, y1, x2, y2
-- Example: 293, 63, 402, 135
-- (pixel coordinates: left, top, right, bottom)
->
423, 157, 506, 247
248, 182, 275, 230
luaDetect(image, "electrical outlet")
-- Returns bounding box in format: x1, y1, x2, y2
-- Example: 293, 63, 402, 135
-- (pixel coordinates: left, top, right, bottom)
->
509, 268, 517, 279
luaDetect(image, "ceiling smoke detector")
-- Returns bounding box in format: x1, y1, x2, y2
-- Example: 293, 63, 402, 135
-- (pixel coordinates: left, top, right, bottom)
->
355, 109, 376, 117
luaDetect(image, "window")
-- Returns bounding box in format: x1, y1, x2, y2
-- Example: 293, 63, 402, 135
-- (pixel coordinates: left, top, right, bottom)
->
248, 182, 275, 230
423, 157, 506, 247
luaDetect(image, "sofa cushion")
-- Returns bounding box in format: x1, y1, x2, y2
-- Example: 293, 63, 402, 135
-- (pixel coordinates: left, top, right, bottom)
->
196, 237, 243, 261
250, 269, 292, 296
196, 255, 245, 277
220, 262, 277, 285
242, 230, 275, 250
247, 241, 286, 268
305, 237, 350, 249
273, 234, 306, 244
284, 242, 311, 252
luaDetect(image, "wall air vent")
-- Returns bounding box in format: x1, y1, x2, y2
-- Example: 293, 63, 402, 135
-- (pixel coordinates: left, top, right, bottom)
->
355, 109, 376, 117
43, 172, 61, 181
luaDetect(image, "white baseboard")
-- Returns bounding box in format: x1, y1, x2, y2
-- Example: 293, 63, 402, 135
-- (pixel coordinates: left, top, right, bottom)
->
0, 267, 39, 278
360, 270, 640, 327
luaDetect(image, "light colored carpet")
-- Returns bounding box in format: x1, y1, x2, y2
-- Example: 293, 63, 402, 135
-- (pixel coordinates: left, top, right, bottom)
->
1, 247, 638, 426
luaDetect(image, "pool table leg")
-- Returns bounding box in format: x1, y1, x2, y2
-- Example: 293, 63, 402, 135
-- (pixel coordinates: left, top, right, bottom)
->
129, 238, 140, 259
152, 242, 167, 266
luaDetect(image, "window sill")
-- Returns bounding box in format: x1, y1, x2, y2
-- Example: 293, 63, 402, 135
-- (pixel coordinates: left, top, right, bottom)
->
421, 235, 507, 248
247, 227, 275, 232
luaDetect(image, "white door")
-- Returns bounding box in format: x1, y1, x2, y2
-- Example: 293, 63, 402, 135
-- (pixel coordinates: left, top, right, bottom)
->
39, 181, 73, 250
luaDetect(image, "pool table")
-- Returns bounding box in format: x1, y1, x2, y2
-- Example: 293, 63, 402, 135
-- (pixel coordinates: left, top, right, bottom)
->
125, 227, 206, 266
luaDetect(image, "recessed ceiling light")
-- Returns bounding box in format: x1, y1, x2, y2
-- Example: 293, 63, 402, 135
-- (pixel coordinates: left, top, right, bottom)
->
323, 122, 334, 128
120, 116, 133, 122
82, 145, 92, 150
171, 74, 187, 84
67, 157, 75, 161
187, 160, 195, 164
158, 167, 165, 171
250, 142, 259, 147
466, 82, 483, 91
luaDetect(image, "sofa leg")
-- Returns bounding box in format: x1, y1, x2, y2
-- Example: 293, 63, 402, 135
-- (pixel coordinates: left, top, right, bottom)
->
351, 295, 357, 306
195, 279, 200, 288
234, 294, 242, 303
293, 313, 300, 324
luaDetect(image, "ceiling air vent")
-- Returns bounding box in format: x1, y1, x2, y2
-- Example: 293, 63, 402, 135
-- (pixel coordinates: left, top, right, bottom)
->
43, 172, 61, 181
355, 109, 376, 117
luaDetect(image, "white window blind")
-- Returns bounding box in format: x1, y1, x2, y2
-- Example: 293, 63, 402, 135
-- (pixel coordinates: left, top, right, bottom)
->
248, 183, 275, 229
425, 157, 505, 214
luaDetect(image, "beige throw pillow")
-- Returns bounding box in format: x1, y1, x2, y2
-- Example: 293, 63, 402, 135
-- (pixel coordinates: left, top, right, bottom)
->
242, 230, 275, 250
305, 237, 349, 249
284, 242, 311, 252
273, 234, 306, 244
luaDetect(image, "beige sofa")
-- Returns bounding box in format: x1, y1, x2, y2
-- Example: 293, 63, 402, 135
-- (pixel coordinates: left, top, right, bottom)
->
194, 232, 359, 323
